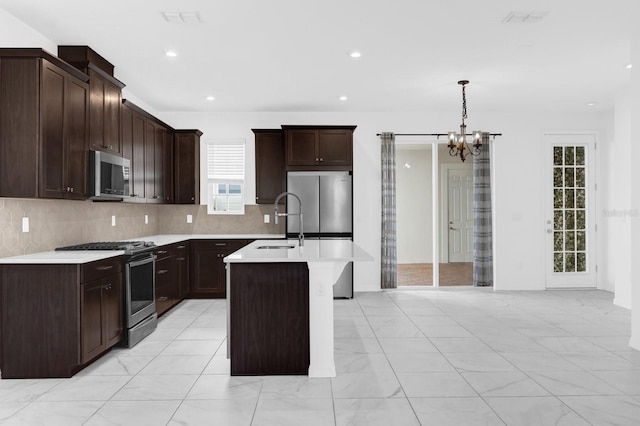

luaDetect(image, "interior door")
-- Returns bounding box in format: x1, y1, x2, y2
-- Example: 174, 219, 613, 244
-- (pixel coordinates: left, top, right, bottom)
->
545, 134, 597, 288
448, 169, 473, 262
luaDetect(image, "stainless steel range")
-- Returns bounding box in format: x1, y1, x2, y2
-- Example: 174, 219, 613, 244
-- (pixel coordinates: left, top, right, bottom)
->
56, 241, 158, 347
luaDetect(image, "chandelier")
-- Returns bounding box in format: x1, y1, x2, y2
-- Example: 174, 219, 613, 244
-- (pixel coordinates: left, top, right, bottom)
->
448, 80, 482, 162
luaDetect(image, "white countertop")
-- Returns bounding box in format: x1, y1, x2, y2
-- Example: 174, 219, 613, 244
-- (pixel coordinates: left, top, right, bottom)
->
223, 239, 373, 263
0, 234, 285, 264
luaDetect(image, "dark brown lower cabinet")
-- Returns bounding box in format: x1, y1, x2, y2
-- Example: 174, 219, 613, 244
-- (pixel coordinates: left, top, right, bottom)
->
190, 240, 249, 298
229, 262, 309, 375
155, 241, 189, 316
81, 272, 123, 362
0, 256, 123, 378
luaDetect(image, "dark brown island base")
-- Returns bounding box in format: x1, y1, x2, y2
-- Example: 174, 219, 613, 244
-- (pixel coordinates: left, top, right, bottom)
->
229, 262, 310, 375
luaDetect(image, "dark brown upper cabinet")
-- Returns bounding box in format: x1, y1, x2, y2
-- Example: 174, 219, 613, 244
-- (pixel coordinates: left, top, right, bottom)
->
122, 99, 174, 204
174, 130, 203, 204
282, 125, 356, 171
0, 49, 89, 200
58, 46, 126, 156
253, 129, 285, 204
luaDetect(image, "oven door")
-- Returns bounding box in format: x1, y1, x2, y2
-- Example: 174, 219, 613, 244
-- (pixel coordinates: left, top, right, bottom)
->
125, 254, 157, 327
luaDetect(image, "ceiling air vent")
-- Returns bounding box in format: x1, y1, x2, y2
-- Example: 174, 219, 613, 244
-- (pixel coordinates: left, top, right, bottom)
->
502, 11, 548, 24
160, 12, 203, 24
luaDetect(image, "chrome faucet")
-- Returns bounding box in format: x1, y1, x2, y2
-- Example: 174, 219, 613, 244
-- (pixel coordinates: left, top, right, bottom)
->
274, 192, 304, 246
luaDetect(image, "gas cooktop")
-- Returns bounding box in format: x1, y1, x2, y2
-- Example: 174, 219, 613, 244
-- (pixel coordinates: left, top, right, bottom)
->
55, 241, 156, 253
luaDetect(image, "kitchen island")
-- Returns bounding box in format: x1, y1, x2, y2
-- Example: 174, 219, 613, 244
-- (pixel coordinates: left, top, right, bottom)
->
224, 239, 373, 378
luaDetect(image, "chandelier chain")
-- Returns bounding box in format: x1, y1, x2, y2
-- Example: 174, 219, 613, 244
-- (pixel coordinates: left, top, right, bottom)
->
461, 83, 467, 121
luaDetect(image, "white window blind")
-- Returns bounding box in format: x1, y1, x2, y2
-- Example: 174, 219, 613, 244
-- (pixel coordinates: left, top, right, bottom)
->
207, 140, 245, 182
205, 139, 245, 214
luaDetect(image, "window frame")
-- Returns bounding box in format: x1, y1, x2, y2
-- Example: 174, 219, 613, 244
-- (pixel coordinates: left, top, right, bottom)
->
205, 139, 246, 215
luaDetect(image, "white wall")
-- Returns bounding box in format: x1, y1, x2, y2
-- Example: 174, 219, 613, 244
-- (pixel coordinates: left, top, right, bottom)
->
0, 8, 55, 49
629, 30, 640, 350
599, 92, 631, 307
396, 145, 432, 264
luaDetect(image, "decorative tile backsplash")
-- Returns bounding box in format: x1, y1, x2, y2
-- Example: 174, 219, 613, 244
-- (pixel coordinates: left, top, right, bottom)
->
0, 198, 284, 258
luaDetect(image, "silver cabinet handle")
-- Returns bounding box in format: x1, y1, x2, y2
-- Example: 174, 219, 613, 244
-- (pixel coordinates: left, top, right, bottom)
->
96, 265, 114, 271
157, 269, 169, 274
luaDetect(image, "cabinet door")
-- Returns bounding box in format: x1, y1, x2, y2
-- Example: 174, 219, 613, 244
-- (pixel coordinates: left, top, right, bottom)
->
40, 60, 88, 200
40, 61, 66, 199
81, 279, 105, 362
190, 240, 248, 298
88, 72, 105, 151
144, 121, 158, 202
174, 132, 200, 204
286, 129, 317, 166
103, 77, 122, 155
175, 243, 190, 299
103, 274, 123, 347
254, 130, 285, 204
65, 77, 89, 199
161, 127, 174, 203
131, 111, 146, 200
89, 70, 122, 155
318, 129, 352, 166
155, 256, 174, 316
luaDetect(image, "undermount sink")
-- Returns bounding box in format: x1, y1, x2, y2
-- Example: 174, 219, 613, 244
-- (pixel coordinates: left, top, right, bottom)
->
256, 245, 296, 250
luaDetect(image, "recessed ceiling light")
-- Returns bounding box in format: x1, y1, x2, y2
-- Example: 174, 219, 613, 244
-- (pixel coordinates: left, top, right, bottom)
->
503, 11, 548, 23
586, 102, 597, 107
160, 11, 203, 24
165, 51, 177, 57
205, 96, 215, 101
350, 51, 361, 58
339, 96, 348, 101
626, 63, 633, 69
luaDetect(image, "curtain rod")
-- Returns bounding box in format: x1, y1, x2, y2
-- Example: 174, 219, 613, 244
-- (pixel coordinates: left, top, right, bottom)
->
376, 133, 502, 137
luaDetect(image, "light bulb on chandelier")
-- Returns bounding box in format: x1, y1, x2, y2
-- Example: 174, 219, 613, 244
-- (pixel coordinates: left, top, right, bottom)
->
447, 80, 483, 162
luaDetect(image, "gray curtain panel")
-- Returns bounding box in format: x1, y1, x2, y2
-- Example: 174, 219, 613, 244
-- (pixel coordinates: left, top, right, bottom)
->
473, 132, 493, 287
380, 132, 397, 289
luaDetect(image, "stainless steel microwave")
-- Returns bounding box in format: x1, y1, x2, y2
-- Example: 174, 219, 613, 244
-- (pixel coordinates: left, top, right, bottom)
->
88, 150, 130, 200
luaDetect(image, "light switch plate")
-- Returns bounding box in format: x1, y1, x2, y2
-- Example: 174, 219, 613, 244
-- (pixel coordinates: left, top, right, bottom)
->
264, 214, 270, 224
145, 214, 149, 224
187, 214, 193, 223
22, 217, 29, 233
111, 215, 116, 227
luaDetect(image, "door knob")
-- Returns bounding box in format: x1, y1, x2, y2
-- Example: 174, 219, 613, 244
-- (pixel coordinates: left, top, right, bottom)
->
546, 229, 552, 234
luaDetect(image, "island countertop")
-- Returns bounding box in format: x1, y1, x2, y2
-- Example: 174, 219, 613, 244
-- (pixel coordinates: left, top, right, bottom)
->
223, 239, 373, 263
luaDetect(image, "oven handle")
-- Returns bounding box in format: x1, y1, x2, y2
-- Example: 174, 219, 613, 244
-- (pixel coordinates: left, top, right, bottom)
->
127, 254, 157, 268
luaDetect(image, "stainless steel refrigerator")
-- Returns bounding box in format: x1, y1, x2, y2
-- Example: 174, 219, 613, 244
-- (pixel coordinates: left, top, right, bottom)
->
286, 171, 353, 298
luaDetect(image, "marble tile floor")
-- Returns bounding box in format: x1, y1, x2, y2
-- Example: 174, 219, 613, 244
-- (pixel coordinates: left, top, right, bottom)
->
0, 288, 639, 425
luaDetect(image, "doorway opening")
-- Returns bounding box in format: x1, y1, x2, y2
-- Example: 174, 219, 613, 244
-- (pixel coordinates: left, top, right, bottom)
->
396, 141, 475, 287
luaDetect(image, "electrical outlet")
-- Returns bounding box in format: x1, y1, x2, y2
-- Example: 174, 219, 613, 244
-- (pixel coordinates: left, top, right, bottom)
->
264, 214, 270, 224
111, 215, 116, 227
22, 217, 29, 233
145, 214, 149, 224
187, 214, 193, 224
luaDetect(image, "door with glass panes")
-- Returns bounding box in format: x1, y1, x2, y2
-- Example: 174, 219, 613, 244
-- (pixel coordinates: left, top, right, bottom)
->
545, 133, 597, 288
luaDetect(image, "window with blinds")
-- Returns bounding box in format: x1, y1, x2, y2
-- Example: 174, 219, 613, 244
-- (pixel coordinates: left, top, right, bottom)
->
206, 139, 245, 214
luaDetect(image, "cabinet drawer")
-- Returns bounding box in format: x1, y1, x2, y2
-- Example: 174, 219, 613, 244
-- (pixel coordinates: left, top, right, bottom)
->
194, 239, 248, 252
81, 256, 123, 283
156, 241, 189, 260
155, 257, 172, 286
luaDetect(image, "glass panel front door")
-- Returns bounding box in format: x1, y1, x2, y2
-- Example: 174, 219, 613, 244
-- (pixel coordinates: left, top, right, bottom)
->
546, 134, 596, 288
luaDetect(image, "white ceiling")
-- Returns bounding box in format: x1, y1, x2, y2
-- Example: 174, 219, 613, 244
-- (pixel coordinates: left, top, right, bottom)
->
0, 0, 634, 113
